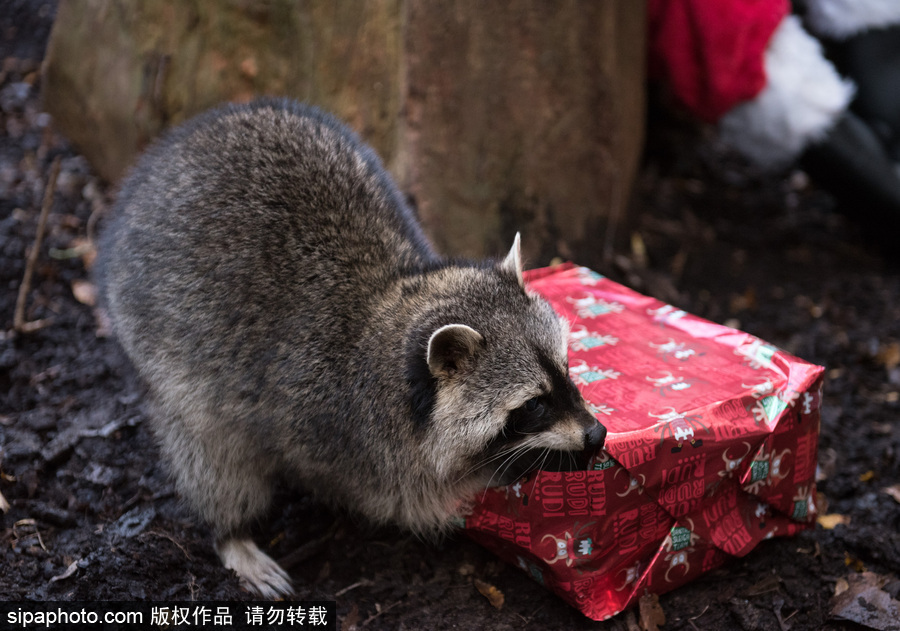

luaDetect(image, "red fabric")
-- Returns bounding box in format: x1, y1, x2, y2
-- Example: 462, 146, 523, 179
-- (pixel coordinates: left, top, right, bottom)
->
648, 0, 791, 121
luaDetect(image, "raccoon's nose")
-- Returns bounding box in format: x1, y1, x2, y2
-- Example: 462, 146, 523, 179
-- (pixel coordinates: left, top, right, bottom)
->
584, 422, 607, 450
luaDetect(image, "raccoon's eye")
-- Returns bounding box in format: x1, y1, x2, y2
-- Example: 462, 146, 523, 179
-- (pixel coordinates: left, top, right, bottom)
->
523, 397, 545, 416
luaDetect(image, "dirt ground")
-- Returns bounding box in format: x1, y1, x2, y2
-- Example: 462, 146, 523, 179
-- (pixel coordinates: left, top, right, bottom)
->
3, 4, 900, 630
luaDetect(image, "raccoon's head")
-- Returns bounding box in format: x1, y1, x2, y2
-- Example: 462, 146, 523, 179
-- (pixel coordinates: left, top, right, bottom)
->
410, 235, 606, 488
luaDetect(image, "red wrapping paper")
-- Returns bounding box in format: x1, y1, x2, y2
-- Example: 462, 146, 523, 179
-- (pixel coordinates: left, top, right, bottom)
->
464, 264, 824, 621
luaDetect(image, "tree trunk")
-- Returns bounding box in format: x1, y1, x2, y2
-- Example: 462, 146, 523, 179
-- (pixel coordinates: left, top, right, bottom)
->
43, 0, 645, 265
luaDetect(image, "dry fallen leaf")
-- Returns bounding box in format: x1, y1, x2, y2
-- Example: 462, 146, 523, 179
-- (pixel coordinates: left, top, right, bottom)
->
638, 592, 666, 631
844, 553, 866, 573
877, 341, 900, 370
859, 470, 876, 483
49, 560, 79, 583
883, 484, 900, 504
730, 287, 757, 314
816, 491, 830, 515
71, 279, 97, 306
831, 571, 900, 630
339, 603, 359, 631
630, 232, 648, 269
817, 513, 851, 530
474, 578, 505, 610
834, 577, 850, 597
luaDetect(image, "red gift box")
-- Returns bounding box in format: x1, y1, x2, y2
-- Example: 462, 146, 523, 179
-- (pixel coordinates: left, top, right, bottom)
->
464, 264, 824, 621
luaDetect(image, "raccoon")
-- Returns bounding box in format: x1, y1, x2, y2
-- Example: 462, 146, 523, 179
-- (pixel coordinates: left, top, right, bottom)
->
96, 99, 606, 597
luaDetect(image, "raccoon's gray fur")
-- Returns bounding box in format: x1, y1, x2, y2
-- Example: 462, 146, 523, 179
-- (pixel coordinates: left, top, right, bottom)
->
96, 99, 606, 597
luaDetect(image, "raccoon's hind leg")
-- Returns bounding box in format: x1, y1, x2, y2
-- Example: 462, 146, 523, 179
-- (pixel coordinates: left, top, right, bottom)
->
154, 405, 292, 597
217, 537, 293, 599
199, 462, 293, 597
198, 464, 294, 597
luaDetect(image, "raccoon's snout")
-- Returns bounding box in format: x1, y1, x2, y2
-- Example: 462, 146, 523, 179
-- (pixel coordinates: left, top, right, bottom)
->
584, 420, 607, 450
569, 384, 605, 451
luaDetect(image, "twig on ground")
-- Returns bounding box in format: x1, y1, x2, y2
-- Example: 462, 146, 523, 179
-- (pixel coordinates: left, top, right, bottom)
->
49, 560, 79, 583
360, 600, 401, 628
13, 518, 47, 551
278, 522, 339, 570
141, 530, 194, 561
334, 579, 375, 597
14, 156, 61, 334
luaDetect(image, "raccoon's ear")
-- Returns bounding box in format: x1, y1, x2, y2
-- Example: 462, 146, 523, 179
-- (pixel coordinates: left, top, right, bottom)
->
501, 232, 525, 288
427, 324, 485, 379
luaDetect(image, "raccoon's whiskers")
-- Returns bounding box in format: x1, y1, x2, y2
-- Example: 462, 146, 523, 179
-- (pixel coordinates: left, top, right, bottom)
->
455, 434, 540, 485
456, 447, 516, 485
489, 445, 534, 489
482, 436, 545, 493
539, 447, 553, 472
537, 446, 553, 478
479, 445, 529, 493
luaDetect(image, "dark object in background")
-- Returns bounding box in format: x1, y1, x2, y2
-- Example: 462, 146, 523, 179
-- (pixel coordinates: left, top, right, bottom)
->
801, 110, 900, 243
827, 24, 900, 163
802, 24, 900, 249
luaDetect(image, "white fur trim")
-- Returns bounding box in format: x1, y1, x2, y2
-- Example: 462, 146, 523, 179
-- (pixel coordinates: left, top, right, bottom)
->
806, 0, 900, 39
719, 16, 855, 169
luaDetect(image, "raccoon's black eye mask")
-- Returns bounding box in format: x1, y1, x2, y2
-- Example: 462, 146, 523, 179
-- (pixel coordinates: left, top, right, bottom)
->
523, 397, 544, 415
506, 394, 553, 437
478, 390, 591, 485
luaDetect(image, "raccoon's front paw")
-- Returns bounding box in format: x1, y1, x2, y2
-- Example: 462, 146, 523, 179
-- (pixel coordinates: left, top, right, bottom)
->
217, 537, 294, 599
